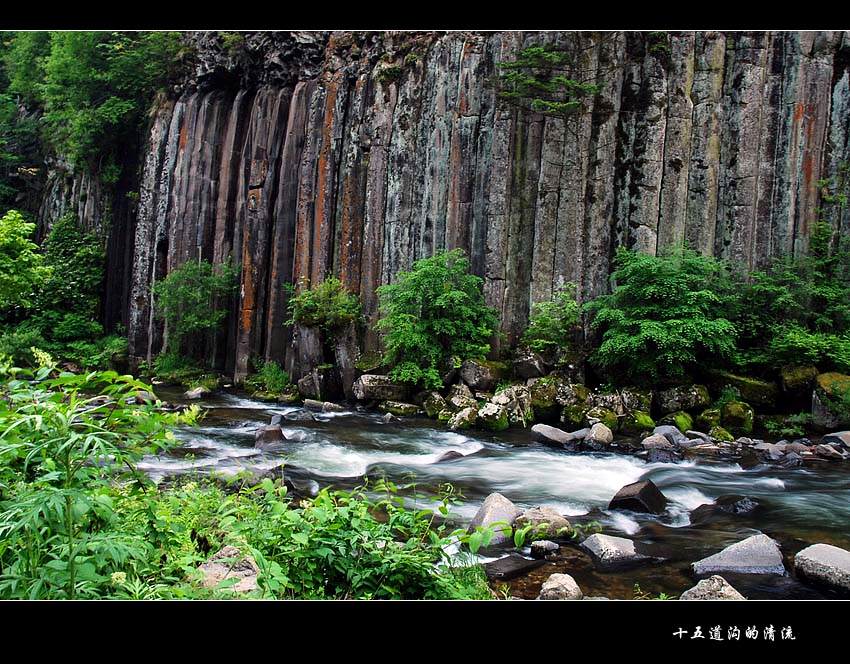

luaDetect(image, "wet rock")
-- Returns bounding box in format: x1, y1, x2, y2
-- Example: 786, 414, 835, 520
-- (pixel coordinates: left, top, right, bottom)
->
478, 402, 509, 431
379, 401, 420, 417
815, 444, 845, 460
435, 450, 464, 463
641, 433, 674, 450
720, 401, 754, 434
468, 492, 521, 547
581, 533, 651, 569
513, 347, 548, 379
133, 390, 157, 404
695, 408, 721, 430
609, 480, 668, 514
823, 431, 850, 450
302, 399, 324, 411
531, 423, 587, 446
515, 506, 572, 539
321, 401, 345, 413
692, 533, 785, 576
780, 451, 804, 467
691, 496, 759, 523
184, 386, 210, 400
619, 411, 655, 436
297, 367, 342, 401
652, 425, 688, 447
812, 372, 850, 428
586, 422, 613, 447
197, 546, 259, 593
794, 543, 850, 593
484, 554, 545, 581
709, 425, 734, 442
446, 382, 477, 411
420, 391, 447, 418
680, 575, 746, 600
254, 425, 287, 448
656, 384, 710, 414
448, 406, 478, 431
382, 412, 398, 423
530, 540, 560, 559
753, 442, 785, 462
538, 573, 583, 600
460, 359, 504, 392
658, 410, 693, 433
352, 374, 409, 402
270, 414, 284, 426
647, 448, 680, 463
584, 406, 618, 431
685, 430, 711, 442
781, 365, 818, 393
283, 409, 316, 422
492, 385, 534, 426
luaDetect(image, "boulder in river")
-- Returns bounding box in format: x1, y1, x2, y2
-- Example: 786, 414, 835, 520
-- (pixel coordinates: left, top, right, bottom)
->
608, 480, 668, 514
254, 425, 286, 448
531, 423, 586, 446
822, 431, 850, 450
282, 409, 316, 422
478, 402, 509, 431
492, 385, 535, 426
460, 359, 505, 392
435, 450, 465, 463
538, 573, 583, 600
680, 575, 746, 600
446, 382, 477, 411
581, 533, 652, 569
815, 444, 845, 460
584, 406, 618, 431
352, 374, 409, 402
652, 425, 688, 447
197, 546, 259, 593
690, 496, 759, 524
641, 434, 674, 450
647, 448, 679, 464
586, 422, 613, 447
483, 553, 545, 581
794, 543, 850, 593
691, 533, 785, 576
468, 492, 521, 547
379, 401, 420, 417
530, 540, 560, 559
419, 391, 448, 418
184, 386, 210, 400
515, 506, 572, 539
448, 406, 478, 431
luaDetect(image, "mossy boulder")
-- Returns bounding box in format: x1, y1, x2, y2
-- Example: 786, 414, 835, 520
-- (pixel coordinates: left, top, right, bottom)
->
709, 426, 734, 442
710, 371, 779, 409
436, 409, 453, 423
815, 372, 850, 399
619, 388, 653, 413
528, 376, 561, 420
478, 402, 510, 432
448, 406, 478, 431
659, 410, 694, 433
720, 400, 754, 434
620, 411, 656, 436
655, 384, 710, 414
781, 365, 818, 393
420, 391, 448, 418
492, 385, 535, 426
812, 372, 850, 429
556, 382, 591, 408
561, 404, 588, 428
460, 359, 506, 392
379, 401, 420, 417
696, 408, 721, 430
584, 406, 619, 432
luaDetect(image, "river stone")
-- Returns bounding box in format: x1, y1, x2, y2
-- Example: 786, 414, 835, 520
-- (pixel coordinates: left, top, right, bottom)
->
794, 543, 850, 593
581, 534, 651, 569
692, 534, 785, 576
420, 391, 447, 418
352, 374, 408, 401
448, 406, 478, 431
460, 359, 503, 392
815, 444, 845, 460
608, 480, 668, 514
641, 433, 674, 450
184, 386, 210, 400
492, 385, 534, 426
656, 384, 710, 414
197, 546, 259, 593
680, 575, 746, 600
446, 382, 477, 411
652, 425, 688, 447
538, 573, 583, 600
435, 450, 464, 463
584, 406, 618, 431
468, 492, 521, 547
753, 442, 785, 462
515, 506, 572, 539
690, 496, 759, 523
513, 347, 548, 379
531, 423, 587, 446
484, 554, 546, 581
478, 402, 509, 431
780, 451, 804, 467
379, 401, 420, 416
530, 540, 560, 559
721, 401, 754, 433
647, 448, 679, 464
321, 401, 345, 412
283, 409, 316, 422
822, 431, 850, 450
685, 430, 711, 442
254, 425, 286, 448
586, 422, 613, 446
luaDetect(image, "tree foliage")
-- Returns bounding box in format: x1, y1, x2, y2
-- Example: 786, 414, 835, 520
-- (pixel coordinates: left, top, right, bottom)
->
521, 284, 580, 355
285, 276, 361, 336
585, 247, 737, 385
376, 249, 499, 389
0, 209, 48, 314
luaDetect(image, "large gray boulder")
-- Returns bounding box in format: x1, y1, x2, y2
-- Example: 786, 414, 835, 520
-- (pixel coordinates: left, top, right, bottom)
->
197, 546, 259, 593
531, 423, 587, 446
448, 406, 478, 431
492, 385, 534, 426
692, 534, 785, 576
581, 533, 651, 569
513, 347, 548, 379
794, 543, 850, 593
515, 506, 572, 539
254, 425, 287, 448
656, 384, 710, 414
538, 573, 583, 600
184, 386, 210, 400
586, 422, 613, 446
608, 480, 668, 514
460, 359, 503, 392
822, 431, 850, 450
352, 374, 408, 401
680, 575, 746, 600
652, 425, 688, 447
468, 493, 521, 547
446, 382, 477, 410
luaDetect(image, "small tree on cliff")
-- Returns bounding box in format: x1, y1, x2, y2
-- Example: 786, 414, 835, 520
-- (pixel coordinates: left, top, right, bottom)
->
0, 209, 50, 317
376, 249, 499, 390
153, 258, 238, 360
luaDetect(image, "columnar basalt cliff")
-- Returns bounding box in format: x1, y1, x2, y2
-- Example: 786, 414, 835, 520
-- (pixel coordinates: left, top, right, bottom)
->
35, 31, 850, 384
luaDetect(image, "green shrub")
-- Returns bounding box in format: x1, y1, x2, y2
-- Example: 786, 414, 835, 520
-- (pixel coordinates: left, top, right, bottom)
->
153, 259, 238, 355
285, 276, 361, 336
585, 247, 737, 385
376, 250, 499, 389
521, 284, 580, 355
244, 359, 291, 394
0, 210, 50, 315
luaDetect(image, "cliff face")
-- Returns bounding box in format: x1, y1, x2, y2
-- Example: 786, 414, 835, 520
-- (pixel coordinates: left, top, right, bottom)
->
36, 31, 850, 383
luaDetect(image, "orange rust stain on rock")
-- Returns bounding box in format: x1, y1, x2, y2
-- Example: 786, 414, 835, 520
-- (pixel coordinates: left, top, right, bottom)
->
178, 121, 188, 151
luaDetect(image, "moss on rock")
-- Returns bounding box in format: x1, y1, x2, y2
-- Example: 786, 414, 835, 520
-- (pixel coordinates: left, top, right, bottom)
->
696, 408, 721, 430
660, 410, 693, 433
584, 406, 619, 432
620, 410, 656, 436
710, 371, 778, 408
781, 365, 818, 393
709, 425, 734, 442
720, 400, 754, 434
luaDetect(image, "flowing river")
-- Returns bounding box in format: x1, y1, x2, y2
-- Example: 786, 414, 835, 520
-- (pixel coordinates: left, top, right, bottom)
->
138, 389, 850, 600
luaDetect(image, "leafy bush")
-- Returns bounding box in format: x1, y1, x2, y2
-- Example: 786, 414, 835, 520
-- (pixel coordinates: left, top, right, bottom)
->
285, 276, 361, 336
153, 259, 238, 355
521, 284, 580, 355
376, 249, 499, 389
244, 359, 291, 395
0, 210, 49, 315
585, 247, 737, 385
